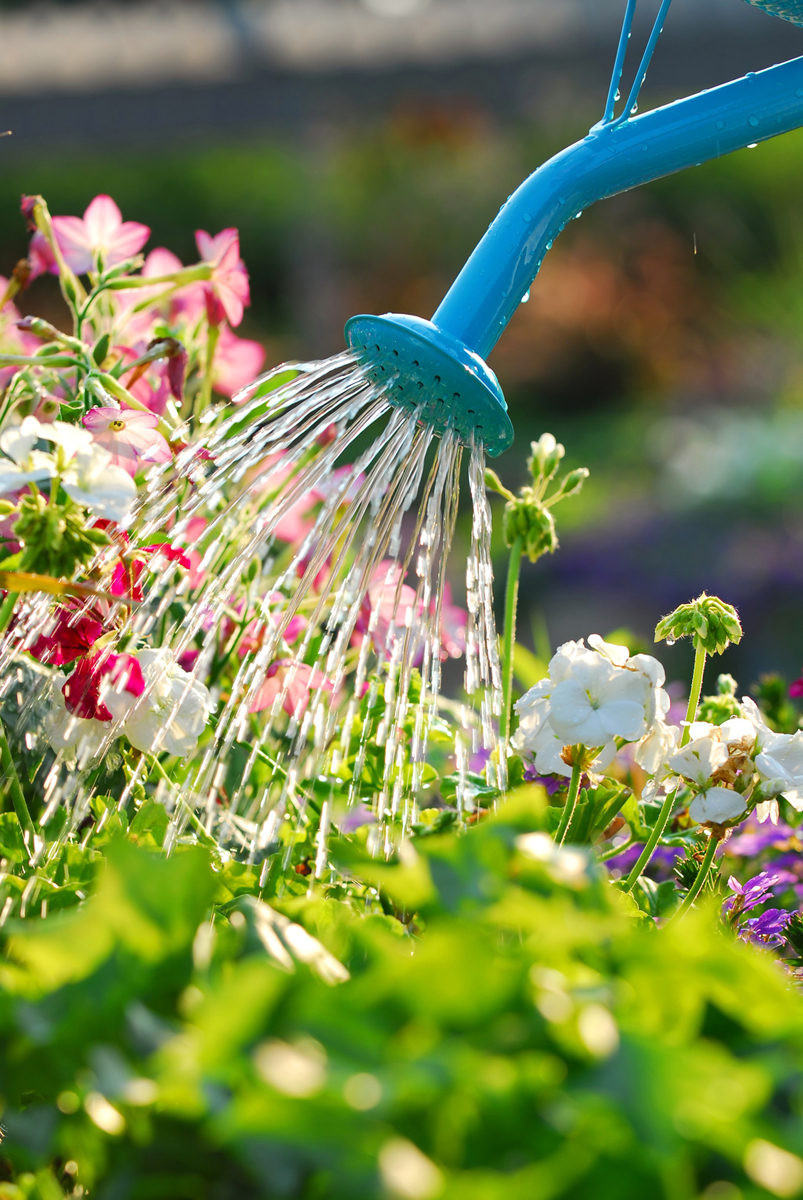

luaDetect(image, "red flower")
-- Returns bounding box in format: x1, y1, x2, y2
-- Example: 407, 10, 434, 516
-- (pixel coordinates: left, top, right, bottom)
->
110, 542, 192, 602
29, 606, 103, 667
62, 651, 144, 722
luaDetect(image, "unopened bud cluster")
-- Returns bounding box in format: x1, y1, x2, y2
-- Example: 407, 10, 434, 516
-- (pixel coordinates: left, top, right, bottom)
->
654, 593, 742, 656
485, 433, 589, 564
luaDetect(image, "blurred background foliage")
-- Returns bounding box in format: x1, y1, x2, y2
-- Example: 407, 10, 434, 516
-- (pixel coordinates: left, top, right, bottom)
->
4, 792, 803, 1199
3, 0, 803, 696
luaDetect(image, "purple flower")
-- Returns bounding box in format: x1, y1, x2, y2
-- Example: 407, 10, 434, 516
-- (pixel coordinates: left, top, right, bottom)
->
605, 843, 680, 879
741, 907, 793, 948
727, 819, 798, 857
724, 870, 781, 914
523, 766, 563, 796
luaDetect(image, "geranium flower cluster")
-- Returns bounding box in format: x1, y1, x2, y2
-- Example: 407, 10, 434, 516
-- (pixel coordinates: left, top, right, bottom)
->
513, 634, 672, 776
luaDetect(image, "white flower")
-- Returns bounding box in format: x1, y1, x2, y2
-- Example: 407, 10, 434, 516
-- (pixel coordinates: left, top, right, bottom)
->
668, 732, 729, 787
47, 693, 110, 766
547, 637, 668, 746
0, 416, 55, 492
754, 729, 803, 810
689, 786, 747, 825
634, 719, 679, 774
62, 443, 136, 521
104, 648, 212, 756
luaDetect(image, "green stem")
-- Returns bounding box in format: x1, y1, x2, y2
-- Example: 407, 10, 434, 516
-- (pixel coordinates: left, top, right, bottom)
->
555, 760, 583, 846
671, 833, 720, 921
501, 535, 523, 753
597, 835, 634, 863
197, 323, 220, 419
0, 720, 36, 849
623, 638, 707, 893
0, 591, 18, 635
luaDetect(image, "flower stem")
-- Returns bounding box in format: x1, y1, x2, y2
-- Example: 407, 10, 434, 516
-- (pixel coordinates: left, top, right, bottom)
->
198, 323, 220, 420
0, 719, 36, 850
671, 832, 720, 921
556, 759, 583, 846
0, 591, 18, 636
501, 534, 523, 754
623, 637, 707, 893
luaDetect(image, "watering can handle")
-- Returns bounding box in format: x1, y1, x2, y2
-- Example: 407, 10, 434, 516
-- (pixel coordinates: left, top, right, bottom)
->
433, 56, 803, 360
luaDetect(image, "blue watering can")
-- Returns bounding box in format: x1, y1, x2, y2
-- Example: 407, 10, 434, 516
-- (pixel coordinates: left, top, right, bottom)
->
345, 0, 803, 456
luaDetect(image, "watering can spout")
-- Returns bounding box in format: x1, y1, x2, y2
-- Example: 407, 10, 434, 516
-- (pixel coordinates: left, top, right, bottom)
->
347, 47, 803, 452
433, 55, 803, 359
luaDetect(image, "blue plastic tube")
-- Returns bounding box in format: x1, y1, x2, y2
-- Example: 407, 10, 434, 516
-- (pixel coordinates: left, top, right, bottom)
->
432, 55, 803, 359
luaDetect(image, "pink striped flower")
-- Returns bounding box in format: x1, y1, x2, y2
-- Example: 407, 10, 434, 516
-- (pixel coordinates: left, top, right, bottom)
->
53, 195, 150, 275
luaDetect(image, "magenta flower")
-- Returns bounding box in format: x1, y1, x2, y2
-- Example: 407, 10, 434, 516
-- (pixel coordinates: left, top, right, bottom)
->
790, 675, 803, 699
195, 227, 250, 327
82, 406, 172, 477
63, 650, 144, 723
53, 195, 150, 276
214, 324, 266, 397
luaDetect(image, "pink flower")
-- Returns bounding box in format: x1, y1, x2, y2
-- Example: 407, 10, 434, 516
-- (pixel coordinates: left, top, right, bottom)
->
437, 583, 467, 660
352, 562, 419, 659
183, 516, 208, 590
195, 227, 249, 327
83, 406, 172, 477
790, 675, 803, 699
63, 651, 144, 722
214, 324, 265, 397
0, 279, 40, 388
250, 660, 333, 716
29, 605, 104, 666
53, 195, 150, 276
27, 232, 58, 281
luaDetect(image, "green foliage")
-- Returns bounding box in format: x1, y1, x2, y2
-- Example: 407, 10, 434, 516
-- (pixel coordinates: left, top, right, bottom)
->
10, 491, 108, 578
0, 803, 802, 1197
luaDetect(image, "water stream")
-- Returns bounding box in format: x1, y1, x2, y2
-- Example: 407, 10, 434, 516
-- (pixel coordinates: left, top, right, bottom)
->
0, 352, 503, 879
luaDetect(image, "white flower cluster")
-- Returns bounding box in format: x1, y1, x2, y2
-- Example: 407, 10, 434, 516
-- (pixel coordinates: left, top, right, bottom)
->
514, 635, 803, 831
0, 416, 136, 521
513, 635, 673, 777
664, 699, 803, 826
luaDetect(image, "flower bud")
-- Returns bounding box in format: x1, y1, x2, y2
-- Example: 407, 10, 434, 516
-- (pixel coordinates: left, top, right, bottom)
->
484, 468, 514, 501
554, 466, 590, 500
503, 494, 557, 562
527, 433, 564, 486
654, 593, 742, 655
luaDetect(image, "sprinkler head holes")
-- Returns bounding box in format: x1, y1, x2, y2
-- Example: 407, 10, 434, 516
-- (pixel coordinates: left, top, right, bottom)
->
345, 313, 514, 458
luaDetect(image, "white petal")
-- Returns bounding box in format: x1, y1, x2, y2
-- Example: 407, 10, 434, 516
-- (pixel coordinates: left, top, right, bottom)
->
689, 787, 746, 825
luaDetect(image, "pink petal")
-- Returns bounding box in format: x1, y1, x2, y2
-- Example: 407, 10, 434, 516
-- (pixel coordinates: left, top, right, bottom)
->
143, 247, 183, 276
105, 221, 151, 267
214, 326, 265, 397
52, 215, 94, 275
83, 195, 124, 244
196, 227, 238, 265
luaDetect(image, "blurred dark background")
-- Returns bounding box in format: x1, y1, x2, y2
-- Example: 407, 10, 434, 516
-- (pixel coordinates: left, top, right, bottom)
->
3, 0, 803, 692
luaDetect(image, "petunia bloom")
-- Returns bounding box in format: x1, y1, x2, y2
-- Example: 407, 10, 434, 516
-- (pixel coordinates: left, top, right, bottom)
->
29, 605, 103, 666
195, 227, 250, 327
52, 195, 150, 276
83, 406, 172, 477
